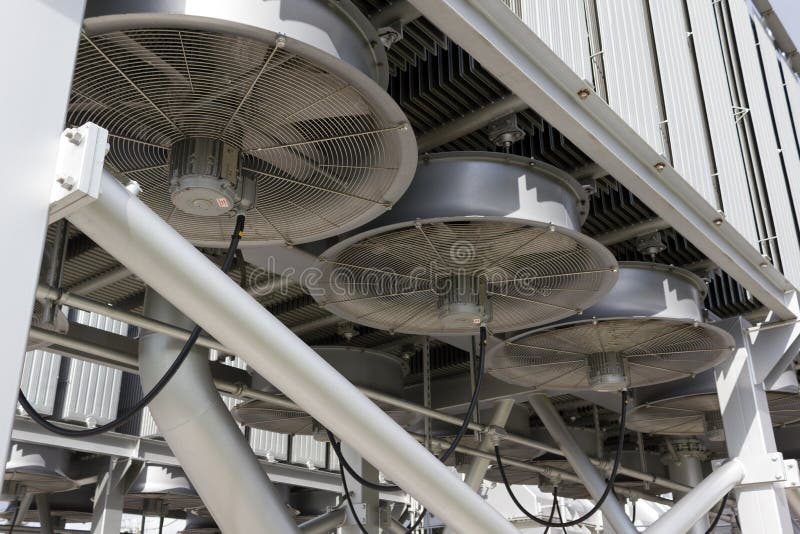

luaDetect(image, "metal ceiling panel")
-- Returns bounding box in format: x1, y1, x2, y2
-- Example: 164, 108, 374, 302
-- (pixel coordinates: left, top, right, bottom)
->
649, 0, 717, 207
685, 0, 759, 247
729, 0, 800, 286
595, 0, 665, 154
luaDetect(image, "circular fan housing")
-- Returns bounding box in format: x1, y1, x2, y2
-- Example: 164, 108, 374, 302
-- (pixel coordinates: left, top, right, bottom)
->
232, 346, 411, 435
71, 0, 417, 247
626, 370, 800, 437
126, 465, 203, 515
310, 152, 618, 334
488, 263, 735, 391
3, 443, 78, 496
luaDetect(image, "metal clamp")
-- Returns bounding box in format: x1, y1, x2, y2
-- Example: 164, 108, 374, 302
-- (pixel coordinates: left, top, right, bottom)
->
712, 452, 787, 486
49, 123, 108, 224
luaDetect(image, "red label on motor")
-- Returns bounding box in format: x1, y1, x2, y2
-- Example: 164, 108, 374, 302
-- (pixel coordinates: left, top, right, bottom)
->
216, 198, 230, 208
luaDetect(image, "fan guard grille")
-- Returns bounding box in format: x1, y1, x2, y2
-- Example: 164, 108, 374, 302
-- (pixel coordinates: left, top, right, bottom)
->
626, 391, 800, 435
488, 318, 734, 390
316, 220, 616, 334
68, 28, 414, 245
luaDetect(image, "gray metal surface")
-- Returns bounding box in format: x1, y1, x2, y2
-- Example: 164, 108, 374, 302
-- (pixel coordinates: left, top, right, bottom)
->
139, 290, 298, 533
125, 465, 204, 516
312, 152, 617, 334
71, 0, 417, 247
3, 443, 78, 495
488, 263, 734, 390
0, 0, 86, 487
18, 350, 62, 416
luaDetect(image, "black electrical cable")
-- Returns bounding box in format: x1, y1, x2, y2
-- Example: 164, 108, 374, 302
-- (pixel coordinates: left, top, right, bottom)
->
338, 464, 370, 534
331, 326, 489, 533
6, 502, 19, 534
495, 390, 629, 528
17, 215, 246, 437
553, 490, 567, 534
541, 487, 559, 534
704, 491, 730, 534
631, 500, 636, 525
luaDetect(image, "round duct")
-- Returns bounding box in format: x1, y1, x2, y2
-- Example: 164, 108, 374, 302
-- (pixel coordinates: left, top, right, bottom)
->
488, 263, 735, 391
3, 443, 78, 495
232, 346, 412, 434
181, 514, 220, 534
626, 370, 800, 438
69, 0, 417, 247
125, 465, 204, 516
310, 152, 617, 334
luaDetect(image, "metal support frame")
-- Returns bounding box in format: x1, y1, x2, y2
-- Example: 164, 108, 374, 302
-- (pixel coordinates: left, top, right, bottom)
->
140, 289, 298, 533
0, 0, 86, 484
298, 507, 347, 534
664, 442, 710, 534
647, 458, 745, 534
407, 0, 798, 321
528, 394, 636, 534
52, 125, 515, 534
90, 458, 133, 534
340, 444, 380, 533
35, 494, 54, 534
715, 317, 793, 533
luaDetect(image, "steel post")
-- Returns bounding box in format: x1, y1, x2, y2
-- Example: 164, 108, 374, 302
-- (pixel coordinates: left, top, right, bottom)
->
0, 0, 86, 484
528, 394, 636, 534
665, 444, 710, 534
34, 494, 54, 534
647, 459, 744, 534
714, 317, 793, 533
340, 444, 380, 533
139, 289, 298, 533
90, 458, 127, 534
65, 170, 515, 534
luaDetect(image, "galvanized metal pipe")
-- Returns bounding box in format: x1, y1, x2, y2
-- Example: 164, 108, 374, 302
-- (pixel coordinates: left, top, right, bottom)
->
646, 459, 745, 534
139, 290, 298, 533
416, 94, 528, 152
67, 171, 515, 534
529, 394, 636, 534
460, 399, 516, 491
298, 507, 347, 533
666, 451, 710, 534
593, 218, 669, 246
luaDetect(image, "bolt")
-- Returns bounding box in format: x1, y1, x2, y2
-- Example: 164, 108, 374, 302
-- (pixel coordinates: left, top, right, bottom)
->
776, 473, 783, 479
275, 35, 287, 48
654, 162, 667, 171
577, 88, 591, 99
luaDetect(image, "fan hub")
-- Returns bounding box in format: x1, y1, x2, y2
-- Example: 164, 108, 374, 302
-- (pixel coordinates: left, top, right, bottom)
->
435, 274, 491, 329
587, 351, 627, 391
168, 138, 255, 217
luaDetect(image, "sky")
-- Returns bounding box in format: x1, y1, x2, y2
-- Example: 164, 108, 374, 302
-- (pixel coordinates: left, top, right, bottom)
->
770, 0, 800, 53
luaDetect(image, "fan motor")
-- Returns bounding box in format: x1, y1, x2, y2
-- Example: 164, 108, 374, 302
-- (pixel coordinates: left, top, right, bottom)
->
168, 138, 256, 217
435, 274, 491, 329
587, 351, 627, 392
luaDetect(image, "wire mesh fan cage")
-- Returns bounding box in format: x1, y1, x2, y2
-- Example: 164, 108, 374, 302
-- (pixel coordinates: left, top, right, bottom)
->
626, 369, 800, 439
232, 346, 414, 435
309, 152, 618, 335
488, 262, 736, 392
69, 0, 417, 247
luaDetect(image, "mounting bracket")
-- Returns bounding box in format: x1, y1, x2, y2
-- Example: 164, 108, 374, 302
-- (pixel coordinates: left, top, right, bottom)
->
712, 452, 788, 486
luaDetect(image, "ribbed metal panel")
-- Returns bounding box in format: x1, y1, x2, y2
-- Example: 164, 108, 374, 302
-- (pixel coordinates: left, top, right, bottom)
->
249, 429, 290, 462
516, 0, 593, 82
19, 349, 62, 415
328, 445, 340, 472
290, 435, 327, 469
729, 0, 800, 285
138, 406, 160, 438
685, 0, 759, 247
784, 62, 800, 151
758, 23, 800, 255
59, 310, 125, 425
649, 1, 716, 206
595, 0, 665, 154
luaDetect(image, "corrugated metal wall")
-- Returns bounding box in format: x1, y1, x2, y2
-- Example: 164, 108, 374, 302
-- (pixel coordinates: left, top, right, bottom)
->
59, 310, 126, 425
505, 0, 800, 291
19, 349, 61, 415
290, 435, 328, 469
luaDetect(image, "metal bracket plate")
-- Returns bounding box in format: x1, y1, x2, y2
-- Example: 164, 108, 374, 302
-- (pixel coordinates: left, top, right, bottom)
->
782, 459, 799, 489
712, 453, 787, 485
49, 123, 108, 224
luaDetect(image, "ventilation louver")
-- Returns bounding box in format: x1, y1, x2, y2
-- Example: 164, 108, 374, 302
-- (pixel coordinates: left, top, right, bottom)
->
233, 346, 413, 434
488, 263, 735, 391
309, 152, 617, 334
69, 0, 417, 247
626, 370, 800, 439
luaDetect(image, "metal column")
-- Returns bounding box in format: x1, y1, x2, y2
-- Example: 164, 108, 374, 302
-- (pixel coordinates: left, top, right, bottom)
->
664, 440, 710, 534
34, 494, 54, 534
528, 394, 636, 534
715, 317, 793, 533
0, 0, 86, 483
90, 458, 128, 534
62, 166, 515, 534
340, 445, 380, 533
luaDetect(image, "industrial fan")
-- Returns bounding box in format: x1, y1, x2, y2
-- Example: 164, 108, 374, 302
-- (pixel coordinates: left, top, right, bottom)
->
69, 0, 417, 247
232, 346, 413, 435
309, 152, 618, 334
488, 263, 735, 391
125, 465, 205, 519
2, 443, 79, 496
